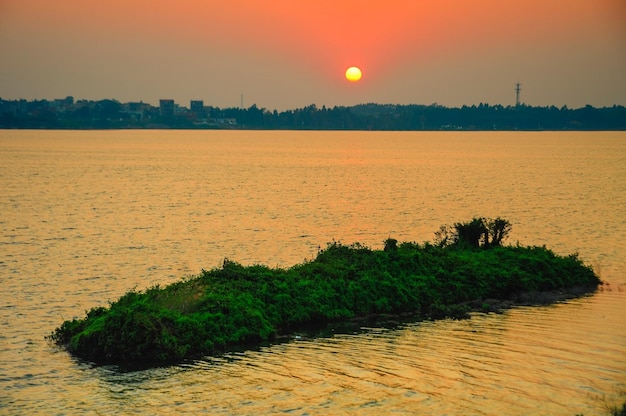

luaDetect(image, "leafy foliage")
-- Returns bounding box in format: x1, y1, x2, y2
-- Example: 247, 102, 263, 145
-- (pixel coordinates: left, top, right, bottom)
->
5, 99, 626, 130
435, 217, 512, 248
48, 218, 600, 367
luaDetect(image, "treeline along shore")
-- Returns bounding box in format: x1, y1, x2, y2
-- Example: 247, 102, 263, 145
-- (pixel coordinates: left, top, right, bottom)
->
2, 97, 626, 130
49, 218, 602, 367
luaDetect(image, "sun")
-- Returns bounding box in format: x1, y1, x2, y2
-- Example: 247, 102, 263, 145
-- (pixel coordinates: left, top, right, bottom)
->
345, 66, 362, 82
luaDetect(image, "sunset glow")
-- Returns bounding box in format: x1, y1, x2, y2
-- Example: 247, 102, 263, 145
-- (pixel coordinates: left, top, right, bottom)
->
0, 0, 624, 110
345, 67, 362, 82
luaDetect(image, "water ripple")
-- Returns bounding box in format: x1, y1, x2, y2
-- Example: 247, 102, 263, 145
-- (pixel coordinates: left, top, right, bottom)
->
1, 131, 625, 415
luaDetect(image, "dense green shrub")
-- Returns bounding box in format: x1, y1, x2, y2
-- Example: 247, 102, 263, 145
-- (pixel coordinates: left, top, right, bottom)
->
49, 218, 601, 367
435, 217, 512, 248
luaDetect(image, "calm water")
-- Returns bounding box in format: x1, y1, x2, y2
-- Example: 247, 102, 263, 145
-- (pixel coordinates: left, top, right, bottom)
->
1, 130, 625, 415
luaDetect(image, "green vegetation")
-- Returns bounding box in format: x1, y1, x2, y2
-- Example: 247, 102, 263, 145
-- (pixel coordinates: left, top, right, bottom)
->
2, 97, 626, 130
611, 400, 626, 416
49, 218, 601, 367
576, 396, 626, 416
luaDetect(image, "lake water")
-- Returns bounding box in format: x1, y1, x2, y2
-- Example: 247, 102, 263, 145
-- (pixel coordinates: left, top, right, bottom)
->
1, 130, 625, 415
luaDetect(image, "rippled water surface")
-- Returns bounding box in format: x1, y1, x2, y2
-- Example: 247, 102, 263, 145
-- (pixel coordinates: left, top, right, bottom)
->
1, 130, 625, 415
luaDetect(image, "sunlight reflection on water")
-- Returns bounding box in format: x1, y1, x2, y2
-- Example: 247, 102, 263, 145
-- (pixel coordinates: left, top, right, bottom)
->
1, 130, 625, 415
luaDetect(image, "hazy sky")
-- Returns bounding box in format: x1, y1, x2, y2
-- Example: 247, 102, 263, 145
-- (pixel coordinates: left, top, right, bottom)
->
1, 0, 625, 110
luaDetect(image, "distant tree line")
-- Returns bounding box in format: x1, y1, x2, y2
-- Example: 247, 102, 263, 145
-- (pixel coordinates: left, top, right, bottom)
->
219, 103, 626, 130
1, 97, 625, 130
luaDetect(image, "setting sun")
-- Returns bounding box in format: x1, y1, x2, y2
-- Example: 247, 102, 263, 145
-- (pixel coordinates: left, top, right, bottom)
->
345, 66, 362, 82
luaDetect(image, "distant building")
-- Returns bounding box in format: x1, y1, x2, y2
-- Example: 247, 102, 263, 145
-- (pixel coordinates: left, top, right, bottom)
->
51, 96, 75, 115
190, 100, 206, 119
190, 100, 203, 113
159, 99, 175, 118
216, 117, 237, 126
122, 102, 151, 122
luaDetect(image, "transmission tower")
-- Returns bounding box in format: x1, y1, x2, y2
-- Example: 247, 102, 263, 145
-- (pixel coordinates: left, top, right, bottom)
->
515, 82, 521, 106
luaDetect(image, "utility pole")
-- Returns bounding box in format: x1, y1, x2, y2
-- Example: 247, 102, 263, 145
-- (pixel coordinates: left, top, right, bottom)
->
515, 82, 521, 107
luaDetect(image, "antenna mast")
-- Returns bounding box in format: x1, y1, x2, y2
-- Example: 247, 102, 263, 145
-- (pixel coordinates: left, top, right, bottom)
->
515, 82, 521, 106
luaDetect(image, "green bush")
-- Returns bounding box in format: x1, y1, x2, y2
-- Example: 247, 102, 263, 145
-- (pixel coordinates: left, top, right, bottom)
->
48, 218, 601, 367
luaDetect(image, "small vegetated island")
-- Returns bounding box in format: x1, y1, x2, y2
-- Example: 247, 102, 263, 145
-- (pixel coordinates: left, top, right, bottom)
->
49, 218, 601, 367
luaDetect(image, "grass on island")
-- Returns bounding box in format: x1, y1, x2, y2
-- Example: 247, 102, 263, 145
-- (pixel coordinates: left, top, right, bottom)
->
609, 400, 626, 416
48, 217, 601, 366
577, 396, 626, 416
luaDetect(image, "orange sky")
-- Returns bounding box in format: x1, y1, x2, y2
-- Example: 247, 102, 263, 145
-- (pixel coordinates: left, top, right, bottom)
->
1, 0, 624, 110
